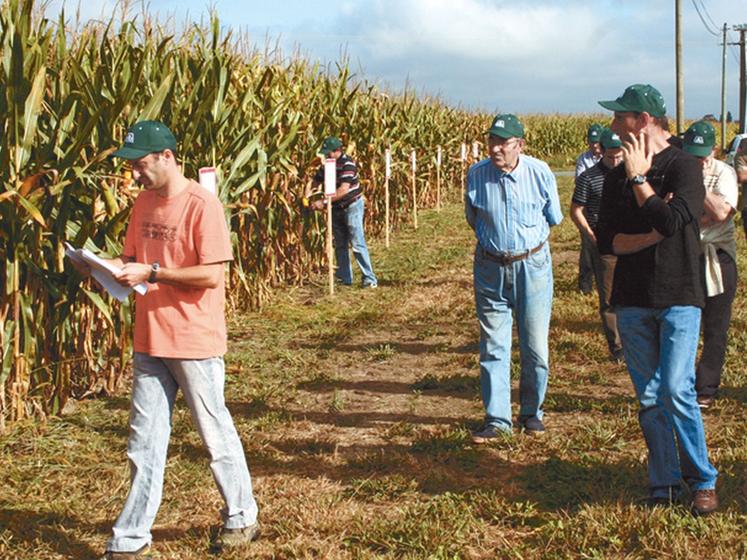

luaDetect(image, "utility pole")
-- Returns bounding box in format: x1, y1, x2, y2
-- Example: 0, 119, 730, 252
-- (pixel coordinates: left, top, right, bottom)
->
721, 23, 728, 149
675, 0, 684, 134
736, 24, 747, 134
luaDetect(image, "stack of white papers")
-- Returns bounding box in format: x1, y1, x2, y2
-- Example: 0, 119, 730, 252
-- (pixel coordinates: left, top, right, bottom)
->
64, 242, 147, 302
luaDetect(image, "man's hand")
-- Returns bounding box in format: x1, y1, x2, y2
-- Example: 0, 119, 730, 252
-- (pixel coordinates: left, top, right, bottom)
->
311, 199, 325, 211
114, 262, 151, 287
622, 132, 653, 179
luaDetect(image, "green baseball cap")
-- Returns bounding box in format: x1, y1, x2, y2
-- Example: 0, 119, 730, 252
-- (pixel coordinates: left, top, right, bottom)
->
486, 114, 524, 139
599, 128, 623, 150
683, 120, 716, 157
587, 124, 603, 143
598, 84, 667, 117
321, 136, 343, 156
112, 120, 177, 160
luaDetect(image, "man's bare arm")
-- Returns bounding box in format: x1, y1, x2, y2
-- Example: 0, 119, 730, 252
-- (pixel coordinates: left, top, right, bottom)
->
612, 230, 664, 255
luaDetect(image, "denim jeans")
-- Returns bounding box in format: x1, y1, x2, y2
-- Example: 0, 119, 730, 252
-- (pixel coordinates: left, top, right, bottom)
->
616, 306, 718, 497
473, 243, 553, 431
332, 197, 377, 286
107, 353, 258, 553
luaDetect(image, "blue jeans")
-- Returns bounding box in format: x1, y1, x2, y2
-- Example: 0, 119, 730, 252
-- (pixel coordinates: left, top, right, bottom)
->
473, 243, 553, 431
107, 353, 258, 553
332, 197, 377, 286
616, 306, 718, 497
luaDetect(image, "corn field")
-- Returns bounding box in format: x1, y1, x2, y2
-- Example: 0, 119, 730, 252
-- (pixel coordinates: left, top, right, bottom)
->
0, 0, 740, 428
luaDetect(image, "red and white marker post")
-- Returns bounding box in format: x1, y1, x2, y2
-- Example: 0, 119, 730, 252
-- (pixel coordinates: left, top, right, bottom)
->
436, 145, 442, 211
199, 167, 217, 194
460, 142, 467, 197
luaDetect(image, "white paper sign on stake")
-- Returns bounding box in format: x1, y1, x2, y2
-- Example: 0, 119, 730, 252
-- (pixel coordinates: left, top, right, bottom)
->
385, 148, 391, 179
324, 158, 337, 196
411, 150, 416, 173
472, 141, 479, 159
437, 145, 442, 166
199, 167, 217, 194
460, 143, 466, 162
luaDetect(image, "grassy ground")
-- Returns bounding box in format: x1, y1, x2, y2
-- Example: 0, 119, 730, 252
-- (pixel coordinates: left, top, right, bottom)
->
3, 176, 747, 559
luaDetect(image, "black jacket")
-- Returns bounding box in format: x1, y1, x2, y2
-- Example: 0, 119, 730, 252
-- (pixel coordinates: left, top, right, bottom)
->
596, 146, 705, 308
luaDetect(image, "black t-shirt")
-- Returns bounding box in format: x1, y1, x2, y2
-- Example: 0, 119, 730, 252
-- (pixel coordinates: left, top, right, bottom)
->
596, 145, 705, 308
313, 153, 361, 207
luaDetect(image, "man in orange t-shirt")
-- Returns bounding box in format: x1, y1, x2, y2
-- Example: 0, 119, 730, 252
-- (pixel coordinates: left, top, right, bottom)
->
75, 121, 259, 559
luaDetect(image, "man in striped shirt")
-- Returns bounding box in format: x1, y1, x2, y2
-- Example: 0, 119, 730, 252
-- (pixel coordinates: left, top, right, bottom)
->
465, 114, 563, 442
574, 123, 604, 294
570, 128, 624, 362
312, 136, 377, 288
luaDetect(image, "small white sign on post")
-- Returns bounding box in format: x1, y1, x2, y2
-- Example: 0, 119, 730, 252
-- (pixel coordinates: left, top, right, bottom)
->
472, 141, 479, 159
411, 150, 417, 173
199, 167, 217, 194
324, 158, 337, 196
385, 148, 391, 179
437, 145, 442, 166
460, 143, 466, 162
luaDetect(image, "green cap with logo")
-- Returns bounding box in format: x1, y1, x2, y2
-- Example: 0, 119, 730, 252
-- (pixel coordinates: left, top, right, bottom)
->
487, 114, 524, 139
683, 120, 716, 157
321, 136, 343, 156
599, 128, 623, 150
587, 124, 603, 143
112, 120, 177, 160
598, 84, 667, 117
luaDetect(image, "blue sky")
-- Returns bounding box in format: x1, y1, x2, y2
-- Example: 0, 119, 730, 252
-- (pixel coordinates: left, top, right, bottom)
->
45, 0, 744, 120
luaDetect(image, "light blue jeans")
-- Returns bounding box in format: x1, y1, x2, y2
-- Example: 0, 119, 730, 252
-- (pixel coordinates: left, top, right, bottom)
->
107, 353, 258, 553
473, 243, 553, 431
616, 306, 718, 498
332, 197, 377, 286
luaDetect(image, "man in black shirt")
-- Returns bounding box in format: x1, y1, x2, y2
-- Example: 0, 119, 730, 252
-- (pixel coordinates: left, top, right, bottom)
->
311, 136, 377, 288
596, 84, 718, 515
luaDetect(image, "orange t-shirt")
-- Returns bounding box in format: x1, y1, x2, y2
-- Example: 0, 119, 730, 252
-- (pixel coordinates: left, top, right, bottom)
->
123, 181, 232, 359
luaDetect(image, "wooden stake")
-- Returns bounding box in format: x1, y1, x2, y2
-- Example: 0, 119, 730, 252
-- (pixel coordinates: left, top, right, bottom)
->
436, 145, 442, 211
385, 148, 391, 248
326, 198, 334, 296
411, 149, 418, 229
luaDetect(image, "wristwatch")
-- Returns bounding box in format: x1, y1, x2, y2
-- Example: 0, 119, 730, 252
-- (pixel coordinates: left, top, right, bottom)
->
148, 262, 160, 283
630, 174, 647, 185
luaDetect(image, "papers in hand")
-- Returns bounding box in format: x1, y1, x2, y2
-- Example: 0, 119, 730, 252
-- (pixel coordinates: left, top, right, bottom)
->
64, 242, 147, 302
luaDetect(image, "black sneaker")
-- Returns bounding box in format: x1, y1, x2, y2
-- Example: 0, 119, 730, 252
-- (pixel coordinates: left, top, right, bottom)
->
470, 424, 510, 444
519, 416, 545, 436
697, 395, 715, 408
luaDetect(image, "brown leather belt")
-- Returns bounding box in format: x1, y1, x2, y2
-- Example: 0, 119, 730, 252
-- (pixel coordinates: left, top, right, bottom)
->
480, 241, 546, 266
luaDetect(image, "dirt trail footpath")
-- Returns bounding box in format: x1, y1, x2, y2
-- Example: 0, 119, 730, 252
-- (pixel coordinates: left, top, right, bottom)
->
3, 181, 747, 559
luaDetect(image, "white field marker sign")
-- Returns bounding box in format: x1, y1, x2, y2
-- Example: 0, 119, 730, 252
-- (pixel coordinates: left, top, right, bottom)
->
437, 145, 442, 166
324, 158, 337, 196
411, 149, 418, 229
461, 143, 466, 162
385, 148, 391, 179
436, 145, 442, 212
472, 141, 479, 159
199, 167, 217, 194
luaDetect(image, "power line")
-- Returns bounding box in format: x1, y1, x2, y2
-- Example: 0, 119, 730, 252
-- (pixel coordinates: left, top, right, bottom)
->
697, 0, 720, 31
691, 0, 720, 36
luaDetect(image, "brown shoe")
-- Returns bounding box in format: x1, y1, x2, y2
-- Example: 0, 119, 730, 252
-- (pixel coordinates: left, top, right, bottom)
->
100, 545, 151, 559
692, 489, 719, 516
696, 395, 715, 408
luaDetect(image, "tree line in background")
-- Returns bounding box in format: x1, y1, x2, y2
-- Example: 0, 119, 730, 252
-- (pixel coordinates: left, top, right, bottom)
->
0, 0, 739, 428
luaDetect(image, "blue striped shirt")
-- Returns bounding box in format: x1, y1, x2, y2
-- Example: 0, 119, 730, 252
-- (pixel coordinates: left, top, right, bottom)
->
465, 155, 562, 254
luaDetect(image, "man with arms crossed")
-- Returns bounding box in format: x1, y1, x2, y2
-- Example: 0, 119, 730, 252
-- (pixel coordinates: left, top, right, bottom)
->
571, 128, 624, 362
682, 121, 739, 408
74, 121, 260, 558
596, 85, 718, 514
466, 114, 562, 442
